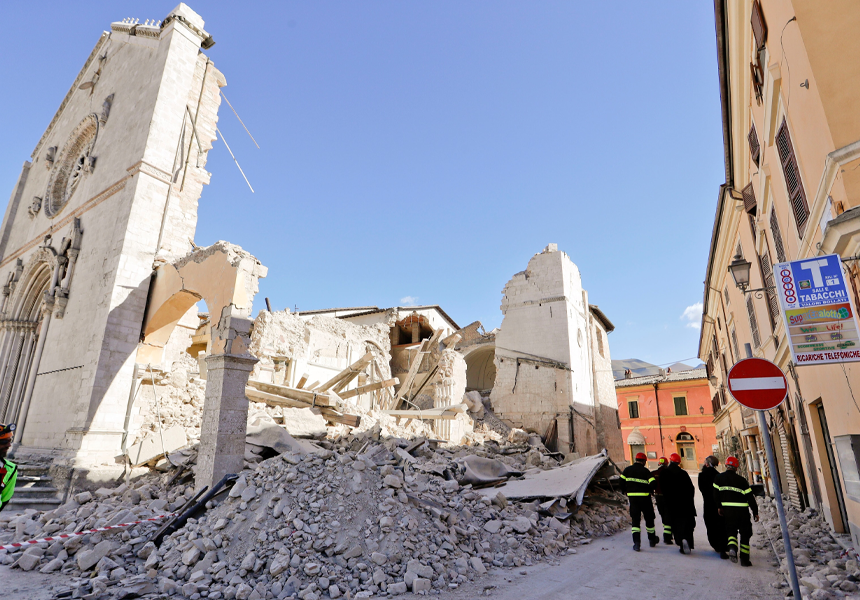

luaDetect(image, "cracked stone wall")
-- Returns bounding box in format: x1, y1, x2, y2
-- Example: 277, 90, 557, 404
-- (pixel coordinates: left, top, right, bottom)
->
249, 311, 393, 409
0, 5, 226, 463
490, 245, 614, 457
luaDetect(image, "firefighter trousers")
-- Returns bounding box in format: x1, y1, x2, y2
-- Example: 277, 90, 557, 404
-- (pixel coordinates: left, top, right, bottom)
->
629, 496, 657, 544
723, 508, 753, 558
655, 494, 672, 542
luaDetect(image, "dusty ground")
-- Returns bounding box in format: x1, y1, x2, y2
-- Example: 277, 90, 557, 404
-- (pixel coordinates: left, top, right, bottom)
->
447, 474, 784, 600
1, 475, 784, 600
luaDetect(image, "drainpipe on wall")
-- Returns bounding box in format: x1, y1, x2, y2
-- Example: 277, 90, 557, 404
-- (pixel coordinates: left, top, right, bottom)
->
654, 380, 665, 455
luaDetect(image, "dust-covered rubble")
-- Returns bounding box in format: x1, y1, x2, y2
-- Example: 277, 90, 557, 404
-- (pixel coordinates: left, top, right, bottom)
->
0, 433, 627, 599
757, 497, 860, 600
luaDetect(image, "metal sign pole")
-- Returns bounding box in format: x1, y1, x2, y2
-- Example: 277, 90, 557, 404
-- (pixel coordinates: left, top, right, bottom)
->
757, 411, 802, 600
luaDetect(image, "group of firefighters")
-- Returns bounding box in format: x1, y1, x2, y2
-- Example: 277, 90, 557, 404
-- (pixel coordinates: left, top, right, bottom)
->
620, 452, 759, 566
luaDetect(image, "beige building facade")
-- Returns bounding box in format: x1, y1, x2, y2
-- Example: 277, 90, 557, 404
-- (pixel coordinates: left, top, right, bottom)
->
702, 0, 860, 546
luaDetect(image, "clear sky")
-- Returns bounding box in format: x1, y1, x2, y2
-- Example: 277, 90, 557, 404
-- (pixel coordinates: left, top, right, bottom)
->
0, 2, 723, 368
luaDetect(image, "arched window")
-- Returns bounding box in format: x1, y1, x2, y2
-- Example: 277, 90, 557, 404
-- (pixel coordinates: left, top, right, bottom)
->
676, 432, 694, 441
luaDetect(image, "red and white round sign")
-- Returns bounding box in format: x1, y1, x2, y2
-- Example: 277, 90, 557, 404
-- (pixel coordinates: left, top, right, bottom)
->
727, 358, 788, 411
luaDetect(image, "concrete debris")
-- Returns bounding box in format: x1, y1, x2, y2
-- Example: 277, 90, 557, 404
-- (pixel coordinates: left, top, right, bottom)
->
0, 431, 626, 599
757, 496, 860, 597
477, 451, 609, 505
128, 426, 189, 467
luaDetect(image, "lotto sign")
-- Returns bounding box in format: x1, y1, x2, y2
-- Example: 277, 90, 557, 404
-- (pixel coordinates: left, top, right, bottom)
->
774, 254, 860, 365
727, 358, 788, 411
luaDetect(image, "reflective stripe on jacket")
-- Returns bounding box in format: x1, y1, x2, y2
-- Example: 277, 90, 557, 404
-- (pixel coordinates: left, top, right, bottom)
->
713, 469, 757, 517
0, 458, 17, 511
621, 463, 655, 497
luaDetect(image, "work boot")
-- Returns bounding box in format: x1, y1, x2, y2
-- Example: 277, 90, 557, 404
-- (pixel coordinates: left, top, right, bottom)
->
728, 548, 738, 563
649, 535, 659, 548
740, 555, 752, 567
681, 540, 690, 555
633, 542, 641, 552
663, 534, 673, 545
719, 551, 730, 560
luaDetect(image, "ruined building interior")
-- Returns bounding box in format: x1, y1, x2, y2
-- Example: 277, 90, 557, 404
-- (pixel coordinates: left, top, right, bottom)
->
0, 4, 622, 504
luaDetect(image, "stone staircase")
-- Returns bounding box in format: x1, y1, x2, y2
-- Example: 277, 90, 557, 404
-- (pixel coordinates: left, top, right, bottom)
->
5, 463, 63, 512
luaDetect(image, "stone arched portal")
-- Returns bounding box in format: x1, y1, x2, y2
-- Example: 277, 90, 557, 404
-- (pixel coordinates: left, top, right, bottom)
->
140, 241, 267, 491
140, 241, 268, 364
464, 344, 496, 391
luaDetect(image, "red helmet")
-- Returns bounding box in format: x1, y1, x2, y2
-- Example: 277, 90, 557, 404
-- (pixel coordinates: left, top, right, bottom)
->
657, 456, 668, 466
635, 452, 647, 461
669, 453, 682, 464
725, 456, 740, 468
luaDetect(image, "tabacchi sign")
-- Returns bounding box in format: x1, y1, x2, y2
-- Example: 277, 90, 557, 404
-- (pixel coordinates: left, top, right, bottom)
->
775, 254, 860, 365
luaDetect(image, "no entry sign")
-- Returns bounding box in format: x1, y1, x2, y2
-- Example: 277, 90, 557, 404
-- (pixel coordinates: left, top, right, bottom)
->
727, 357, 788, 411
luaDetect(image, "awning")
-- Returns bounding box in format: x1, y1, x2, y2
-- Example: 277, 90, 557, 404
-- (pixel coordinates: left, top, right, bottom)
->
627, 428, 646, 445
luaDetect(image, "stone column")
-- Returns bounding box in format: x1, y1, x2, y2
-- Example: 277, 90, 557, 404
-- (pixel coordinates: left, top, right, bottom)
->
411, 322, 420, 344
196, 353, 258, 491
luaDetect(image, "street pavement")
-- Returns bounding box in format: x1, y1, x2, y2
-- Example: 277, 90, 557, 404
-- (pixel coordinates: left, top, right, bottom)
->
449, 474, 785, 599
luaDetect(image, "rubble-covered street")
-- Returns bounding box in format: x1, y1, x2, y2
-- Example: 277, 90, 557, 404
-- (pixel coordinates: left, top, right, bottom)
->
0, 425, 629, 600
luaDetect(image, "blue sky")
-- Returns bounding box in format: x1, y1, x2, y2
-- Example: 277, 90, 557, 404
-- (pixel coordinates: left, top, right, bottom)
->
0, 2, 723, 367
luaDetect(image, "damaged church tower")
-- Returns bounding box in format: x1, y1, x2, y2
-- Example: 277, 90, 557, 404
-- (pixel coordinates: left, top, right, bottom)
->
491, 245, 623, 460
0, 4, 263, 481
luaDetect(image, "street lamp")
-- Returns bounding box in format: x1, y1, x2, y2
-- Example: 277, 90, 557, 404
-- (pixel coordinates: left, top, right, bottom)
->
728, 253, 752, 291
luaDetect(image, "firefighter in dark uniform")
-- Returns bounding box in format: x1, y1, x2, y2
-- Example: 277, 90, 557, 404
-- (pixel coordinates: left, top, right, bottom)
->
621, 452, 659, 551
651, 456, 672, 544
713, 455, 759, 566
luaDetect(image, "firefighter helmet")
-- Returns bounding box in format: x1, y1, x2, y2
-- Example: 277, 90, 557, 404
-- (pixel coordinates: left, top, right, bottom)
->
669, 453, 682, 464
725, 456, 740, 469
658, 456, 668, 466
635, 452, 647, 461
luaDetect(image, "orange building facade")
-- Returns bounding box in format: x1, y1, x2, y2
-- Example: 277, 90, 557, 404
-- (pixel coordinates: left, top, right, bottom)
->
615, 368, 718, 470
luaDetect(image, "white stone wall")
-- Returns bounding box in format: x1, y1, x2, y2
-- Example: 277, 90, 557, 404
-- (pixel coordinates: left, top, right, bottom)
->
490, 245, 609, 456
0, 5, 222, 462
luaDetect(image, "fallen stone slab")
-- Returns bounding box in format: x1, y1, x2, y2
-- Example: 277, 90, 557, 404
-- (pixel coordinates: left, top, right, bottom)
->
280, 407, 328, 437
476, 450, 608, 504
127, 425, 188, 467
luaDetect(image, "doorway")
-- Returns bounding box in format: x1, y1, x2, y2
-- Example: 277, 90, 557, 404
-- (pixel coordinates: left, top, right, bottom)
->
677, 432, 697, 470
816, 403, 849, 532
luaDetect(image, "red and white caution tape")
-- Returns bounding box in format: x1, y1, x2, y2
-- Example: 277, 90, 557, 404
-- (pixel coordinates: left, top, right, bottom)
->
0, 513, 175, 552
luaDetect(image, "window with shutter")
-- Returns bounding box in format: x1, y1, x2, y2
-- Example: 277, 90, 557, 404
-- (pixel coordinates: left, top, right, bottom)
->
750, 62, 764, 105
749, 124, 761, 165
731, 327, 740, 360
628, 400, 639, 419
724, 285, 730, 305
751, 0, 768, 50
776, 118, 810, 236
770, 209, 787, 263
759, 252, 779, 330
747, 296, 761, 347
742, 182, 757, 215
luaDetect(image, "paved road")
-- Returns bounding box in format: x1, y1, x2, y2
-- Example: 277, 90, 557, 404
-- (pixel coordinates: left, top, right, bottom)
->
450, 474, 784, 600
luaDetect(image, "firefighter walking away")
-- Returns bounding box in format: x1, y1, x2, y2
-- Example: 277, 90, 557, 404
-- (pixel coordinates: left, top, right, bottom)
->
621, 452, 659, 551
713, 455, 759, 566
651, 456, 672, 544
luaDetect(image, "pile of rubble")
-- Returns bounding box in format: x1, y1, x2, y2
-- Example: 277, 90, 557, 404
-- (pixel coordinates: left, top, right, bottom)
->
0, 432, 627, 599
757, 497, 860, 599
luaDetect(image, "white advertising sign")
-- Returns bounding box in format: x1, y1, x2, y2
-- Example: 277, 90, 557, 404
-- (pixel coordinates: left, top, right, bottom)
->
774, 254, 860, 365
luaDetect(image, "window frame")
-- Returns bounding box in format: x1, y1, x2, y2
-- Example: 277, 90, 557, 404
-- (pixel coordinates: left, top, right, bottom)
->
673, 395, 688, 416
628, 399, 640, 419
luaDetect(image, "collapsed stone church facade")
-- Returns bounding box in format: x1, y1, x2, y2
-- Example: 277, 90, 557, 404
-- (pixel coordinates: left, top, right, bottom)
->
0, 5, 265, 486
0, 5, 623, 492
